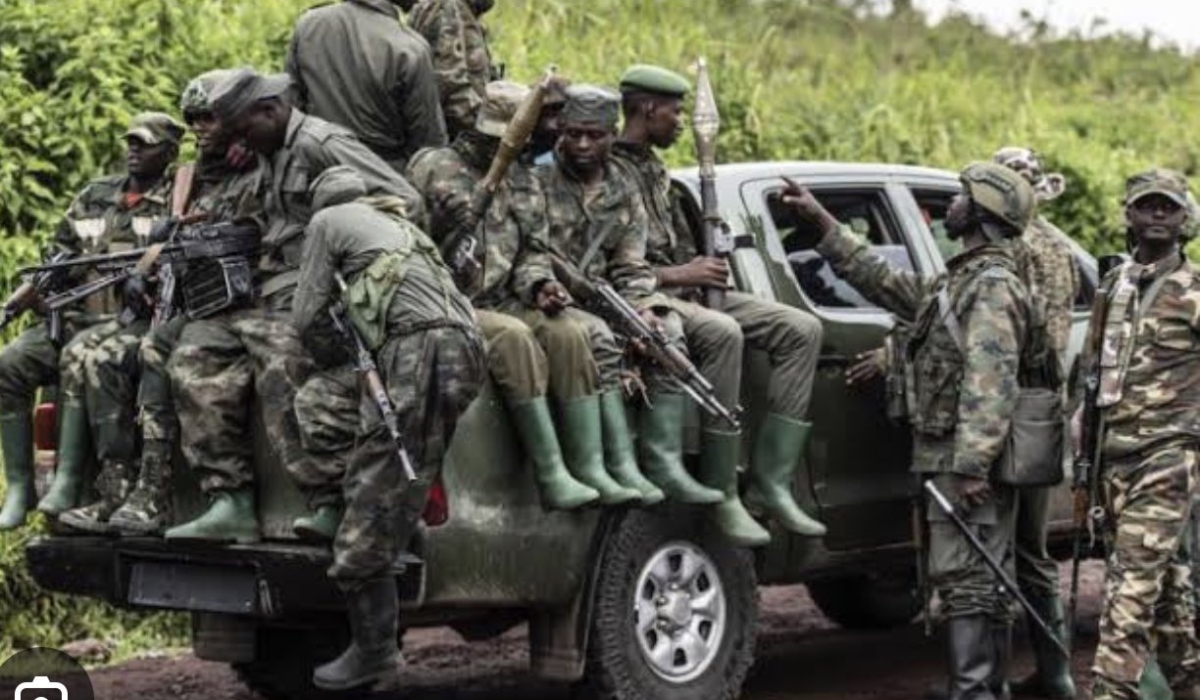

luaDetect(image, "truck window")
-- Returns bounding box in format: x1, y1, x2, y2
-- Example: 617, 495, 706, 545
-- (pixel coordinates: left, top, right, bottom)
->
765, 188, 916, 310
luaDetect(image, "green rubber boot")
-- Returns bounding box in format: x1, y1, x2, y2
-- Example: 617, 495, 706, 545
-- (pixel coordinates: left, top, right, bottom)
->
698, 428, 770, 547
58, 459, 133, 534
511, 397, 599, 510
164, 488, 261, 544
109, 440, 174, 536
314, 576, 402, 691
37, 401, 91, 516
598, 391, 664, 505
558, 395, 640, 505
293, 503, 345, 543
0, 413, 36, 531
744, 414, 827, 536
1139, 660, 1171, 700
1010, 593, 1076, 699
638, 393, 722, 505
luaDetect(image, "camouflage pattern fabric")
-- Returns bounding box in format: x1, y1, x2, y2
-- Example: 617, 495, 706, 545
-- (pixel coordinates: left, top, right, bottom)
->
407, 0, 493, 138
0, 317, 97, 421
1092, 447, 1200, 700
291, 365, 358, 508
78, 319, 149, 464
169, 308, 315, 493
610, 142, 698, 278
1016, 215, 1078, 366
287, 0, 447, 168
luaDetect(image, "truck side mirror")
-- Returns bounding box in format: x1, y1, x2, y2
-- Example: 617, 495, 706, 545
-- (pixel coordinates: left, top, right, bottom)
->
1097, 253, 1129, 278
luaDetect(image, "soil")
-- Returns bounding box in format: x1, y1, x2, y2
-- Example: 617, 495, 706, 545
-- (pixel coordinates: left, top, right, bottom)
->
88, 561, 1107, 700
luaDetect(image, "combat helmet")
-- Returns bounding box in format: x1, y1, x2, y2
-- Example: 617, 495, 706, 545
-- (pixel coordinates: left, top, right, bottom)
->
960, 161, 1035, 240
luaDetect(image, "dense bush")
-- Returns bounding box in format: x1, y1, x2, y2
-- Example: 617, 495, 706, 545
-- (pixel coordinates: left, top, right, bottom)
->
1, 0, 1199, 657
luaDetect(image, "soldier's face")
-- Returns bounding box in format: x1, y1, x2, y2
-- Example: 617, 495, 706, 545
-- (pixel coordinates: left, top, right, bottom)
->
646, 97, 684, 149
1127, 194, 1187, 246
126, 137, 175, 179
944, 193, 972, 240
187, 111, 226, 156
237, 100, 288, 154
559, 122, 614, 173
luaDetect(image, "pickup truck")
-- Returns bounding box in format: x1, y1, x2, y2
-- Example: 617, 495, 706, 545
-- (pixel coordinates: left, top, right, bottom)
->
24, 161, 1097, 700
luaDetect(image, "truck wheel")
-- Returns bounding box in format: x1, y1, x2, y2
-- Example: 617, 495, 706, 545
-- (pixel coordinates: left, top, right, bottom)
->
807, 569, 921, 630
584, 509, 758, 700
232, 622, 361, 700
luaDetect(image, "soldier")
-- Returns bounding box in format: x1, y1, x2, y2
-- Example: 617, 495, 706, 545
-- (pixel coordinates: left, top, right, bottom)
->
287, 0, 447, 171
163, 68, 423, 543
612, 63, 827, 543
783, 163, 1039, 700
0, 112, 180, 530
539, 86, 742, 522
1079, 169, 1200, 700
407, 80, 638, 510
406, 0, 496, 139
527, 75, 569, 166
989, 146, 1078, 699
290, 166, 484, 690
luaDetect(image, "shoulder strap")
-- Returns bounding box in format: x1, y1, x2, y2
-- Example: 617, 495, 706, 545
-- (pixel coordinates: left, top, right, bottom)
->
171, 163, 196, 217
935, 286, 965, 352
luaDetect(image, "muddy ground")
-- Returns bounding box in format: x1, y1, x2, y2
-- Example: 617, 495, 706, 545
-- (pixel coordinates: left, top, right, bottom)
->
89, 561, 1106, 700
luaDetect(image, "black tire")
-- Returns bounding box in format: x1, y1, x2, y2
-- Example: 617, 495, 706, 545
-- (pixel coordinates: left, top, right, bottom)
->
583, 508, 758, 700
232, 621, 363, 700
807, 568, 921, 630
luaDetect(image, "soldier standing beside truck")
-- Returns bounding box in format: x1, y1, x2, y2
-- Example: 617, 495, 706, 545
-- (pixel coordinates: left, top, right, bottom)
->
783, 163, 1042, 700
612, 62, 827, 543
291, 166, 484, 691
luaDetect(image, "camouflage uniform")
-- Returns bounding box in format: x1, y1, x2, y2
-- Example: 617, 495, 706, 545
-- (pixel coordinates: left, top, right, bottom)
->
287, 0, 447, 170
407, 0, 494, 138
1087, 250, 1200, 700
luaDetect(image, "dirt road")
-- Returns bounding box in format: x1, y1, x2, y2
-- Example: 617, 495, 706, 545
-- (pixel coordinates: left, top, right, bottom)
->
90, 562, 1106, 700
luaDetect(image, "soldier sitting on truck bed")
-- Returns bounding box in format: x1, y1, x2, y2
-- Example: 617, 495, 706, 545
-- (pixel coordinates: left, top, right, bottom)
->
407, 80, 641, 510
0, 113, 180, 532
539, 86, 748, 524
611, 63, 827, 544
291, 165, 484, 691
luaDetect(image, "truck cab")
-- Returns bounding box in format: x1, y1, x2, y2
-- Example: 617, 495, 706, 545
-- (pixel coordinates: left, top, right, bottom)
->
25, 161, 1096, 700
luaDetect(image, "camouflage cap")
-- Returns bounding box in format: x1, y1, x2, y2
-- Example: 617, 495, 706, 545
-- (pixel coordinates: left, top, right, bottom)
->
1185, 191, 1200, 242
475, 80, 530, 138
960, 161, 1035, 235
124, 111, 185, 146
992, 145, 1066, 203
209, 67, 292, 122
310, 165, 367, 212
560, 84, 620, 129
619, 64, 690, 98
1125, 168, 1189, 207
180, 69, 238, 118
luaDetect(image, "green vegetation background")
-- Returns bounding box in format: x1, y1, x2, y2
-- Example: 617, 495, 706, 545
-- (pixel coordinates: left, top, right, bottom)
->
1, 0, 1197, 660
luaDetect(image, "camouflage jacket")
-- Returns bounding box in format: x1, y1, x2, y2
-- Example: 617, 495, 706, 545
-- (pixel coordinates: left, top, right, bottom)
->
1016, 215, 1077, 366
408, 0, 493, 137
294, 197, 473, 367
1084, 254, 1200, 463
405, 136, 553, 308
817, 227, 1030, 477
537, 160, 667, 310
258, 109, 426, 310
183, 154, 264, 224
50, 171, 172, 315
610, 142, 700, 297
287, 0, 447, 169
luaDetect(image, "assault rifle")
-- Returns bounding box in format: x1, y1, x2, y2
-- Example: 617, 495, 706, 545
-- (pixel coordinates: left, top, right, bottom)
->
592, 281, 740, 429
0, 251, 78, 342
924, 481, 1070, 659
329, 272, 417, 484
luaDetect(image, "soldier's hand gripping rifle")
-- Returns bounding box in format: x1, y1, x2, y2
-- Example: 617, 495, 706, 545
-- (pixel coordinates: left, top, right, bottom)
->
445, 66, 557, 287
592, 281, 740, 429
0, 251, 74, 340
329, 272, 417, 484
925, 481, 1070, 659
693, 57, 734, 310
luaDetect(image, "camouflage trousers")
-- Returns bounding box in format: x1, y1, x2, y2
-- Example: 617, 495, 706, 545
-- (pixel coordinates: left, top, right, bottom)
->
290, 324, 484, 588
1092, 446, 1200, 700
59, 318, 149, 464
489, 303, 603, 402
926, 473, 1017, 620
136, 316, 188, 444
168, 308, 315, 493
671, 292, 822, 422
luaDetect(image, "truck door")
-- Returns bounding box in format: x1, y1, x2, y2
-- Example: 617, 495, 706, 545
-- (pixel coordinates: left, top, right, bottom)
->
738, 178, 931, 552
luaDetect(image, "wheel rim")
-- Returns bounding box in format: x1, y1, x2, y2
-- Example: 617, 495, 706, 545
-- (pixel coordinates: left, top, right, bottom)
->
633, 540, 726, 683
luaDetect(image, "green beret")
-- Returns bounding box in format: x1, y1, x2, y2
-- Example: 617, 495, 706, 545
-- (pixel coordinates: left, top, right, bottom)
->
560, 85, 620, 129
619, 64, 690, 98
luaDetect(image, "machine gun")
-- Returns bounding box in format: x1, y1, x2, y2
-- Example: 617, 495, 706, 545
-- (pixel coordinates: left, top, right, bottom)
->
329, 272, 417, 484
592, 281, 740, 429
692, 57, 734, 310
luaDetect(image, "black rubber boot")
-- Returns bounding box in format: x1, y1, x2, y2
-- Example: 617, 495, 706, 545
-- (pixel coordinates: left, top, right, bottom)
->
946, 615, 997, 700
990, 622, 1012, 700
1010, 594, 1076, 699
313, 577, 402, 691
